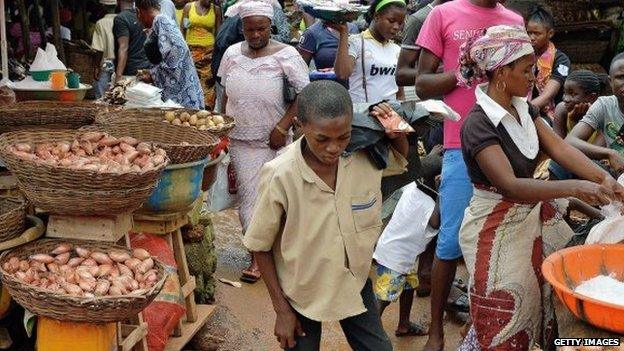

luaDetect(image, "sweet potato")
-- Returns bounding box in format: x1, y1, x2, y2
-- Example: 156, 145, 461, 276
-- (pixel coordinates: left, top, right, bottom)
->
109, 250, 131, 263
30, 254, 55, 264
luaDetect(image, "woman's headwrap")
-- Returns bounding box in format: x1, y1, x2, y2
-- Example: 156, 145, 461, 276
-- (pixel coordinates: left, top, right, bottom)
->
457, 25, 534, 88
232, 0, 275, 20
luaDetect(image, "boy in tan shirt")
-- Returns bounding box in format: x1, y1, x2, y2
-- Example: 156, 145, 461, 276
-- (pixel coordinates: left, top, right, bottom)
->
243, 80, 409, 350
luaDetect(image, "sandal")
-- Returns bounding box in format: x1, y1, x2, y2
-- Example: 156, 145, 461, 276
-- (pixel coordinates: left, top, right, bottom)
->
395, 322, 428, 337
453, 278, 468, 293
446, 292, 469, 313
240, 269, 261, 283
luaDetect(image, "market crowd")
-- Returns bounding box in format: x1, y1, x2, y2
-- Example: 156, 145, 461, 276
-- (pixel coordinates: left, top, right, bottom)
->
11, 0, 624, 349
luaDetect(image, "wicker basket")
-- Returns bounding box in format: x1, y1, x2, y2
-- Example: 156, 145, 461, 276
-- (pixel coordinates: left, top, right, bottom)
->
0, 197, 26, 242
0, 239, 167, 323
95, 108, 236, 137
84, 122, 219, 164
0, 101, 101, 133
0, 130, 167, 216
64, 41, 103, 100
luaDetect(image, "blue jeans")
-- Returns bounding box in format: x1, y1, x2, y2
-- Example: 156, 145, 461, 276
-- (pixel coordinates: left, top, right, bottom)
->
94, 60, 114, 99
436, 149, 472, 260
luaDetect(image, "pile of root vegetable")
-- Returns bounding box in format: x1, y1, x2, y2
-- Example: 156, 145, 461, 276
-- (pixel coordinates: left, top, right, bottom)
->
163, 110, 226, 130
2, 243, 160, 298
7, 131, 167, 173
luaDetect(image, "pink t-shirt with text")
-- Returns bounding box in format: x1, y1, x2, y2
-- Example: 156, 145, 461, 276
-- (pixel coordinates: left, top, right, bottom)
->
416, 0, 524, 149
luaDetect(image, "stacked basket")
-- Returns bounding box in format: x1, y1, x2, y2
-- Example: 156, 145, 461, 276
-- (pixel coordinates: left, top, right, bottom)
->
0, 197, 27, 242
0, 130, 168, 216
0, 101, 104, 134
87, 115, 221, 164
0, 239, 167, 323
95, 108, 235, 138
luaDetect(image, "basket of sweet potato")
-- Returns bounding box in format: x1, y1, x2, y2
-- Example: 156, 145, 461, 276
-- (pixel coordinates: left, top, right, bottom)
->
0, 239, 167, 322
0, 130, 169, 215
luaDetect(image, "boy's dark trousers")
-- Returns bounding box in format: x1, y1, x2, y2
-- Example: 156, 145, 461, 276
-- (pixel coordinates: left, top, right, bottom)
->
286, 279, 393, 351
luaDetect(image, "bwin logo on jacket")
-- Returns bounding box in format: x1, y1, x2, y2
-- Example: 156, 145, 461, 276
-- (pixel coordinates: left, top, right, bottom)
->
369, 64, 396, 76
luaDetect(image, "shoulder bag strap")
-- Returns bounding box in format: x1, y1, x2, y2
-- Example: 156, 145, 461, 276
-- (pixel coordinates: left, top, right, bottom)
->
360, 34, 368, 103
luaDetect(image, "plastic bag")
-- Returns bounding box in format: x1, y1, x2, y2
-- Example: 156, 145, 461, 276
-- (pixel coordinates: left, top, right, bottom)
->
130, 233, 186, 351
207, 153, 236, 212
585, 202, 624, 244
373, 182, 437, 274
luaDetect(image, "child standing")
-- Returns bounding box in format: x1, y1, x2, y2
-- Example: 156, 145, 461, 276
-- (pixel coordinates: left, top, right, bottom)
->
243, 80, 409, 351
372, 183, 439, 337
526, 5, 571, 120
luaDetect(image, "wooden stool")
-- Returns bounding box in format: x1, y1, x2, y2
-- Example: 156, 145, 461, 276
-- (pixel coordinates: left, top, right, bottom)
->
45, 213, 149, 351
132, 211, 214, 351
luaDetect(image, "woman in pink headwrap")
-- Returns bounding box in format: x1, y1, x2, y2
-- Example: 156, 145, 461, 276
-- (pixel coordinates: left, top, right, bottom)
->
456, 25, 624, 350
217, 1, 309, 283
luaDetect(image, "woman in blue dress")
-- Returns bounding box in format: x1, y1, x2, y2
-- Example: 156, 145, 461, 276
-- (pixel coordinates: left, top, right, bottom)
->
135, 0, 205, 109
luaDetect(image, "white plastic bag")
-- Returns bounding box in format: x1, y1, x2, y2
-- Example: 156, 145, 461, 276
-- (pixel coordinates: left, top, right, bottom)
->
207, 153, 236, 212
373, 182, 437, 274
585, 202, 624, 244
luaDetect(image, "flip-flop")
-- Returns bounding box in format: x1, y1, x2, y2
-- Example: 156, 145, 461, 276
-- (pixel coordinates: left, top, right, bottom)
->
453, 278, 468, 293
395, 322, 428, 337
240, 269, 261, 283
445, 292, 469, 313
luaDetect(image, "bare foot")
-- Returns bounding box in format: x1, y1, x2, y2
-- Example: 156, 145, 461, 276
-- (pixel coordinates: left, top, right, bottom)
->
422, 335, 444, 351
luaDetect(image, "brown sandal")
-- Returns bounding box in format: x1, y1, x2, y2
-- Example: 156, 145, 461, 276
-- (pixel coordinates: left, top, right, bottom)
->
240, 269, 261, 283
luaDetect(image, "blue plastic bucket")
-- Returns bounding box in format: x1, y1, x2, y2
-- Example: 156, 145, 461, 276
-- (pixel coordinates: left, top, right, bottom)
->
143, 158, 209, 213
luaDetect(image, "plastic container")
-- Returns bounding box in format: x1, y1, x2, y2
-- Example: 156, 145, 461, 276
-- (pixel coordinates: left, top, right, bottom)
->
12, 84, 91, 102
67, 72, 81, 89
143, 157, 209, 213
542, 244, 624, 334
202, 151, 226, 191
30, 70, 52, 82
36, 317, 116, 351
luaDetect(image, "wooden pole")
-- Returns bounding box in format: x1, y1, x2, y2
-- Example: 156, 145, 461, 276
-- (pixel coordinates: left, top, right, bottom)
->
49, 0, 64, 62
33, 0, 46, 49
17, 0, 30, 60
0, 0, 8, 83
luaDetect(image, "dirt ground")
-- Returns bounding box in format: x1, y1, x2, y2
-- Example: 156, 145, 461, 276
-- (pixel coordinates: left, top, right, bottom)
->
187, 209, 467, 351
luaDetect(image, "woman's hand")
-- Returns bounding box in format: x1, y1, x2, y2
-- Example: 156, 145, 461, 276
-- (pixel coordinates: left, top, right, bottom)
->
568, 102, 591, 122
274, 307, 305, 349
607, 150, 624, 175
269, 127, 288, 150
136, 69, 153, 84
573, 180, 614, 206
600, 175, 624, 203
371, 102, 402, 139
324, 21, 349, 35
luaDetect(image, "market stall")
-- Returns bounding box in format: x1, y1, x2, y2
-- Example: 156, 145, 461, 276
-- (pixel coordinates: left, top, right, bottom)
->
0, 98, 233, 350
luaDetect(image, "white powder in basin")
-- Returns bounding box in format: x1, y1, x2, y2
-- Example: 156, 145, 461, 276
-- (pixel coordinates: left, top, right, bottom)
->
574, 275, 624, 307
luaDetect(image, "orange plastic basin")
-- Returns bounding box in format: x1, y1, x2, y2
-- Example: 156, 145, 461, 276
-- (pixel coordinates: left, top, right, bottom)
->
542, 244, 624, 334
